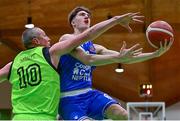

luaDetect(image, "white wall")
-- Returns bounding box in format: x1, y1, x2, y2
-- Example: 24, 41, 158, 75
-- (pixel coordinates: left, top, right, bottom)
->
166, 101, 180, 120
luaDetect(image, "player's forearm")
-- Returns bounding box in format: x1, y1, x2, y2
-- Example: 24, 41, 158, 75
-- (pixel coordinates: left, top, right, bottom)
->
81, 17, 119, 42
100, 49, 120, 55
84, 54, 121, 66
84, 12, 142, 41
124, 52, 157, 64
53, 18, 118, 56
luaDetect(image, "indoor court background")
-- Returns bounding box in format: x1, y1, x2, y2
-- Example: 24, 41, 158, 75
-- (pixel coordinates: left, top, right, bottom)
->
0, 0, 180, 120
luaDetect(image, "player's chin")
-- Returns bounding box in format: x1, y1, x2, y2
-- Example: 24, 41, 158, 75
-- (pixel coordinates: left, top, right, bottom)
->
82, 24, 90, 29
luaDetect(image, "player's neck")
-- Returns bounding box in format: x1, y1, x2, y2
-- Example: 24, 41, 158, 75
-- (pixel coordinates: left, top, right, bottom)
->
73, 28, 87, 35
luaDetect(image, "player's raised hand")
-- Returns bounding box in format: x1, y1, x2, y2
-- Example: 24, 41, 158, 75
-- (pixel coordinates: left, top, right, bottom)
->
113, 12, 144, 32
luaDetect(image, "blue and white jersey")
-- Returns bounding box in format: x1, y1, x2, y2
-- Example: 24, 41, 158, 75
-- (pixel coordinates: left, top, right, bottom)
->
58, 41, 96, 92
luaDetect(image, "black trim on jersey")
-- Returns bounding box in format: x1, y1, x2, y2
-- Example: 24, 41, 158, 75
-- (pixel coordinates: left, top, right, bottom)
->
42, 47, 60, 74
7, 61, 13, 80
57, 59, 61, 74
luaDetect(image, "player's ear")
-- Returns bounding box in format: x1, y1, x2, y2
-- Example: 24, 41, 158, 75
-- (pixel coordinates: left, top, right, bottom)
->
31, 38, 39, 45
71, 20, 76, 27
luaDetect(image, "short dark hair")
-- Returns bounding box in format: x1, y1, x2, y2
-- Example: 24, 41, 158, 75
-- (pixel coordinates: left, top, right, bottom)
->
22, 27, 40, 48
68, 6, 91, 26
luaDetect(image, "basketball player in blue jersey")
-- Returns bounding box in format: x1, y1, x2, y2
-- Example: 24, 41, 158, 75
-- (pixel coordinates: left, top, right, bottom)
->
57, 6, 173, 120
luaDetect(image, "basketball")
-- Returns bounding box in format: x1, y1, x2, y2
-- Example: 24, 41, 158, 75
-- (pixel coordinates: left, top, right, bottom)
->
146, 20, 174, 48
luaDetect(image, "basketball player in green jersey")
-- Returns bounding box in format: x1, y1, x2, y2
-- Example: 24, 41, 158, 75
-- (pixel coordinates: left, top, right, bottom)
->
0, 12, 144, 120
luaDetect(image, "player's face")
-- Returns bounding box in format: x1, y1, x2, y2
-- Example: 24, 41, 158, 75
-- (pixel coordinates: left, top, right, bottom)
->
72, 11, 91, 30
36, 29, 51, 47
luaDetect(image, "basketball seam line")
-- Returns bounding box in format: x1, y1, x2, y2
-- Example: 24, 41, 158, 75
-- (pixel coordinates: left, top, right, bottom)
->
146, 28, 173, 37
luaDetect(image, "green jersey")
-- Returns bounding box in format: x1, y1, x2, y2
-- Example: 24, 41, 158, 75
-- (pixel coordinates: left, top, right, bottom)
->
9, 47, 60, 118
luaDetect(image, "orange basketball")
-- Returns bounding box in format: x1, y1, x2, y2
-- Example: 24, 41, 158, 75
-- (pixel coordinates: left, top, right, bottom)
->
146, 20, 174, 48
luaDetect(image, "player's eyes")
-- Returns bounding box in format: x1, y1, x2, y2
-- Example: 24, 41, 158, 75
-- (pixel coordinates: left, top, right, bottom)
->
79, 13, 89, 17
80, 13, 85, 16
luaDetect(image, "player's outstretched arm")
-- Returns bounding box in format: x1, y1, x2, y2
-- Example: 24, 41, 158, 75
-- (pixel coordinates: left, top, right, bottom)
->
94, 44, 120, 55
0, 62, 12, 83
124, 38, 174, 64
70, 42, 141, 66
71, 37, 173, 66
49, 12, 143, 67
50, 12, 143, 57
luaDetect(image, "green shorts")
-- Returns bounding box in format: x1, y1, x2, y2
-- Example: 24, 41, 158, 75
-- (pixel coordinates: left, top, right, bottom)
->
13, 113, 56, 120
